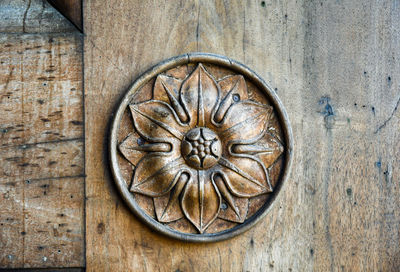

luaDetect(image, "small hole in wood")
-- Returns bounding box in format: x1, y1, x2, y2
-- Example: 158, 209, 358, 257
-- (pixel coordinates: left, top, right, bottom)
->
232, 94, 240, 102
221, 203, 228, 210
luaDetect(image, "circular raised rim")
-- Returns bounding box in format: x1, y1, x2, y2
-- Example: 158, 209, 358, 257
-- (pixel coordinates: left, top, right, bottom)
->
110, 52, 293, 242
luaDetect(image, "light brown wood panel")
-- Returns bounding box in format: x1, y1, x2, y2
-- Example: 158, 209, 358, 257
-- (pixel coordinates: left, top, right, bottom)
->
0, 33, 83, 147
84, 0, 400, 271
0, 1, 85, 268
0, 139, 84, 180
302, 1, 400, 270
0, 177, 84, 268
84, 0, 307, 271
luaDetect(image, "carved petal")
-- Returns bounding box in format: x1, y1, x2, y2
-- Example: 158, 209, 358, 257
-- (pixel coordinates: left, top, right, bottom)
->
181, 171, 221, 233
235, 132, 284, 169
153, 173, 189, 223
118, 132, 147, 167
218, 156, 272, 197
214, 75, 248, 123
153, 74, 182, 102
180, 64, 220, 127
219, 101, 273, 142
219, 75, 248, 100
153, 75, 188, 123
214, 175, 249, 223
130, 155, 186, 197
129, 101, 186, 141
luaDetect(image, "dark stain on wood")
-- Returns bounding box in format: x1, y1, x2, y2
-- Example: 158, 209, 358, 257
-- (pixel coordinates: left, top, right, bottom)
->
97, 222, 105, 235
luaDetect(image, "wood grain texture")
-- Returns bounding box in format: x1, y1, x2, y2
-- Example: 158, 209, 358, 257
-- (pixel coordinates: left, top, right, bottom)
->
84, 0, 400, 271
0, 34, 83, 147
303, 1, 400, 271
0, 177, 85, 268
0, 4, 84, 267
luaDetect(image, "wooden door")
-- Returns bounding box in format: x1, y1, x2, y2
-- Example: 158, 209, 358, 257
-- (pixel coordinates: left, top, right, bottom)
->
1, 0, 399, 271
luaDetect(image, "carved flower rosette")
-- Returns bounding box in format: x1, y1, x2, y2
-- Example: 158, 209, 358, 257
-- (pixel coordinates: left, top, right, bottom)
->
110, 54, 292, 242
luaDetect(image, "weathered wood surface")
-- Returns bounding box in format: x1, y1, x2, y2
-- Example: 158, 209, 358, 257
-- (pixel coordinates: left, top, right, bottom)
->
0, 176, 85, 268
0, 34, 83, 147
0, 1, 85, 268
84, 0, 400, 271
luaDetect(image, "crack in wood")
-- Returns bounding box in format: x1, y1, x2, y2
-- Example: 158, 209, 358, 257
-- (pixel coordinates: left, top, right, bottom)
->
22, 0, 32, 33
375, 95, 400, 134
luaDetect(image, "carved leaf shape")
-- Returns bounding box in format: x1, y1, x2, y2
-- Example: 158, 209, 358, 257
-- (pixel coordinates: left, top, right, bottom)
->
252, 132, 284, 169
129, 101, 186, 141
130, 154, 186, 197
153, 74, 182, 102
181, 171, 221, 233
153, 75, 188, 123
180, 64, 220, 127
230, 127, 284, 170
219, 75, 248, 100
154, 192, 184, 223
214, 175, 249, 223
218, 156, 272, 197
219, 101, 273, 142
214, 75, 248, 123
153, 172, 189, 223
118, 132, 147, 167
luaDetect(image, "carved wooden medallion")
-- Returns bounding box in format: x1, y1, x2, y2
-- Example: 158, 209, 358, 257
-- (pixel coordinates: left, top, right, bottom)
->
110, 53, 293, 242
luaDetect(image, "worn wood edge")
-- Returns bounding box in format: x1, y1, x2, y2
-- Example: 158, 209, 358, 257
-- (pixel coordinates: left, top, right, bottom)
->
109, 52, 294, 243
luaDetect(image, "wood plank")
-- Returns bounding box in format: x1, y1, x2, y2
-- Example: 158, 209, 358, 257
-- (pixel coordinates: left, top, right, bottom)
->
0, 139, 84, 269
0, 0, 77, 33
84, 0, 400, 271
0, 33, 83, 147
302, 1, 400, 271
0, 177, 85, 268
0, 139, 84, 180
84, 0, 308, 271
0, 4, 85, 267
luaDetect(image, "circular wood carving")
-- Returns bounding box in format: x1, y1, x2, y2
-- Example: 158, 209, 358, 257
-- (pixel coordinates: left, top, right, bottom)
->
110, 53, 293, 242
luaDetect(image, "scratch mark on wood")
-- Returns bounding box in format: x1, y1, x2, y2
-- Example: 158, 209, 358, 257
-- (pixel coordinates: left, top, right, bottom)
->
27, 174, 86, 183
88, 39, 130, 79
0, 137, 84, 150
323, 127, 334, 272
375, 95, 400, 134
196, 3, 200, 51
